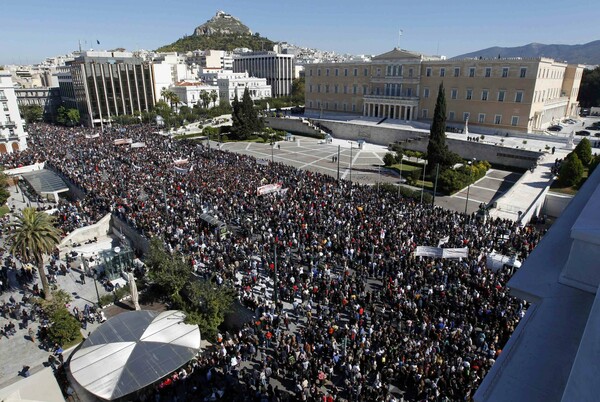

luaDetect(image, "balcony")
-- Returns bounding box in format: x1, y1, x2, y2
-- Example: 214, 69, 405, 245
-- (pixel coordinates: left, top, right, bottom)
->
364, 94, 419, 102
0, 121, 16, 129
371, 75, 420, 85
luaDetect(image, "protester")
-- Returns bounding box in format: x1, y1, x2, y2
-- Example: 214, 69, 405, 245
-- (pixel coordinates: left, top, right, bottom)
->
0, 122, 546, 401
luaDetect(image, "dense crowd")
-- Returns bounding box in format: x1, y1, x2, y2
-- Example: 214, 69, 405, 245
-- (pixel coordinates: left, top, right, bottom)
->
0, 123, 545, 401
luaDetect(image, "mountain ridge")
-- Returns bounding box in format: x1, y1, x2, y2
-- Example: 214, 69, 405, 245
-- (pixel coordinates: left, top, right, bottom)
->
452, 40, 600, 65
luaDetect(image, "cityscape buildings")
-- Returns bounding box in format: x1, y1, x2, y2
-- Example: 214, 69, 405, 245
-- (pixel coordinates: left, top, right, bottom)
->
305, 48, 584, 133
233, 51, 295, 97
0, 70, 28, 153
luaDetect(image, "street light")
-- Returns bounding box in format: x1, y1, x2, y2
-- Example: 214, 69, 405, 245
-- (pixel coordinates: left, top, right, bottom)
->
464, 158, 476, 216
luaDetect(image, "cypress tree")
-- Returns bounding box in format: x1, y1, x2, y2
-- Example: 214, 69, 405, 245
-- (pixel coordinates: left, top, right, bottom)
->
427, 82, 450, 172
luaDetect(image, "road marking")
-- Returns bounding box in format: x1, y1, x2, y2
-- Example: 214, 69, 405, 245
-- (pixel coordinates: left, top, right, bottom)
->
452, 195, 487, 204
486, 176, 518, 183
471, 185, 502, 192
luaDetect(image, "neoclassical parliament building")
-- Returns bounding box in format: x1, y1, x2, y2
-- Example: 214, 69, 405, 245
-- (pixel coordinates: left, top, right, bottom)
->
305, 48, 584, 133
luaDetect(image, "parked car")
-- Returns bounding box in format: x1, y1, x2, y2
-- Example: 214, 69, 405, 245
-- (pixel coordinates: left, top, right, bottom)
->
585, 126, 600, 130
547, 125, 563, 132
576, 130, 590, 136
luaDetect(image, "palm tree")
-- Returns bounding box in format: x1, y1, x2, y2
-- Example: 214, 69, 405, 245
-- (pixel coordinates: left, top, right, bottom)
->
210, 90, 218, 108
8, 208, 62, 300
200, 90, 211, 109
160, 87, 170, 103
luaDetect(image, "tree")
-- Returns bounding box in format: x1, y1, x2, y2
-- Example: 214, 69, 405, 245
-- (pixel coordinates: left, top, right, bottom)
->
56, 106, 79, 126
47, 308, 82, 346
8, 208, 62, 300
559, 152, 584, 187
146, 237, 190, 306
19, 105, 43, 124
183, 279, 236, 339
291, 77, 305, 104
427, 82, 452, 172
210, 90, 218, 108
0, 170, 9, 207
578, 67, 600, 108
230, 87, 263, 140
574, 137, 592, 166
199, 90, 211, 109
383, 153, 396, 166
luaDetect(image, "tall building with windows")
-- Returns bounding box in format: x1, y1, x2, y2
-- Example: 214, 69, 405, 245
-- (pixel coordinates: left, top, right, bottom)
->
0, 71, 28, 154
233, 52, 294, 97
305, 48, 583, 133
65, 51, 156, 127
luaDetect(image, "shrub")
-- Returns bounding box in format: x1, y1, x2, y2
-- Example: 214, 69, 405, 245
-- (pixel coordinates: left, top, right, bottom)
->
559, 152, 584, 187
438, 160, 490, 194
383, 153, 396, 166
379, 183, 432, 203
48, 308, 82, 346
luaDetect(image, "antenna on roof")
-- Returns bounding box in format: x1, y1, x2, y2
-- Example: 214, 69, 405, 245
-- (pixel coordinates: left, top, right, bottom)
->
398, 30, 403, 49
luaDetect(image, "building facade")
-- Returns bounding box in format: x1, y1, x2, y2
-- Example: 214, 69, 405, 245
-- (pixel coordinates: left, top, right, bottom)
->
171, 81, 220, 108
66, 51, 156, 127
15, 87, 61, 121
233, 52, 294, 97
0, 71, 28, 154
305, 48, 584, 133
216, 71, 271, 104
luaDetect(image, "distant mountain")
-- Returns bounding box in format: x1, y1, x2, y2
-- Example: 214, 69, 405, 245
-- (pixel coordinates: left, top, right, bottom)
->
156, 11, 275, 53
452, 40, 600, 65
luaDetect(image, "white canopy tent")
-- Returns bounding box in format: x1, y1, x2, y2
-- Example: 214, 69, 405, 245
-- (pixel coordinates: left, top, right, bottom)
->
70, 310, 200, 400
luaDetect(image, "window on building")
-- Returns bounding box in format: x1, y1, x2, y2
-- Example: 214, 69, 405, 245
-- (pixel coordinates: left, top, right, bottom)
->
466, 89, 473, 100
317, 84, 321, 93
520, 67, 527, 78
317, 69, 321, 76
309, 69, 313, 76
498, 90, 506, 102
409, 68, 413, 77
2, 102, 8, 111
481, 90, 489, 101
375, 87, 380, 95
0, 90, 5, 99
334, 102, 338, 110
406, 88, 412, 97
387, 66, 392, 76
440, 68, 445, 77
423, 88, 430, 98
344, 68, 348, 76
502, 67, 509, 77
354, 68, 358, 76
326, 68, 330, 76
454, 67, 460, 77
309, 85, 313, 93
469, 67, 475, 77
451, 89, 458, 100
352, 104, 356, 112
377, 68, 381, 77
485, 67, 491, 77
495, 115, 502, 124
343, 85, 348, 94
478, 113, 485, 123
511, 116, 519, 126
515, 91, 523, 103
463, 112, 470, 122
325, 85, 329, 93
343, 103, 347, 111
363, 85, 368, 94
334, 85, 338, 94
335, 68, 339, 76
353, 85, 358, 94
422, 109, 428, 118
364, 68, 369, 76
426, 67, 432, 77
309, 101, 313, 108
449, 111, 455, 121
325, 102, 329, 109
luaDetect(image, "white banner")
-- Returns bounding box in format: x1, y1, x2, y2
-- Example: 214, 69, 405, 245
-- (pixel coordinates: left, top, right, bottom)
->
85, 133, 100, 139
114, 138, 132, 145
257, 183, 282, 196
414, 246, 469, 259
174, 165, 194, 174
131, 142, 146, 148
174, 158, 189, 166
256, 159, 269, 166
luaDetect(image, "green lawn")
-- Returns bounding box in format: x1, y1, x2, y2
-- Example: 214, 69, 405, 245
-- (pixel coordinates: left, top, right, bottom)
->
0, 205, 9, 217
388, 163, 421, 173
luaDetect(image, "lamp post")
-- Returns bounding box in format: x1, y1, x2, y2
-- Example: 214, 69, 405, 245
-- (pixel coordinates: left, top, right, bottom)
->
273, 239, 278, 306
420, 160, 427, 203
464, 158, 476, 216
337, 145, 341, 184
348, 141, 353, 183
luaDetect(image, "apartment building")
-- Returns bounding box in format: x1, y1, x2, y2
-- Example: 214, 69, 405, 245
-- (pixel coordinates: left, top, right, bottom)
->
305, 48, 584, 133
15, 87, 61, 121
65, 51, 155, 127
233, 52, 295, 97
0, 71, 28, 154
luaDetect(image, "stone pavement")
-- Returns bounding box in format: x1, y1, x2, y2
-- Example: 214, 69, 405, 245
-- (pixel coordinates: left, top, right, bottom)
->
0, 184, 112, 388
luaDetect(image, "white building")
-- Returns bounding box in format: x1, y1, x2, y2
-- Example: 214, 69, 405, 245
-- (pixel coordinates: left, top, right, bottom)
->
152, 54, 198, 103
216, 71, 271, 104
0, 71, 28, 154
233, 51, 295, 97
171, 81, 220, 108
187, 50, 233, 71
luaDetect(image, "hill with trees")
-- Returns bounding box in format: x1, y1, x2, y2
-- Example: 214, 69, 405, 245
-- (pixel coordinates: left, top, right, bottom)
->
156, 11, 276, 53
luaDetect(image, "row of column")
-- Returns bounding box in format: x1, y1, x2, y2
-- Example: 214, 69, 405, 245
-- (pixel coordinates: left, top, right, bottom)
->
363, 103, 416, 120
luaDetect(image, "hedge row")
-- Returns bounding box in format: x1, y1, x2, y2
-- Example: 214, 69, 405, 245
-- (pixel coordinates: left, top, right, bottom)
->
438, 161, 491, 194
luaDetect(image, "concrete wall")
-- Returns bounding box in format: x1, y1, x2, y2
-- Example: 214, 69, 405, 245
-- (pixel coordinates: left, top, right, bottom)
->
543, 192, 574, 218
3, 162, 45, 175
264, 117, 324, 138
59, 213, 112, 249
317, 119, 542, 169
110, 214, 150, 256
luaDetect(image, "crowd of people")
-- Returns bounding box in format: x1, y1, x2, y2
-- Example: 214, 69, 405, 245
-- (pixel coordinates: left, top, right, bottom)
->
0, 122, 547, 401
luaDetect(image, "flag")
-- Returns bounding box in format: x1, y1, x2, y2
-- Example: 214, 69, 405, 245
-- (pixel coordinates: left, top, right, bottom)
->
437, 236, 450, 247
97, 40, 100, 45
